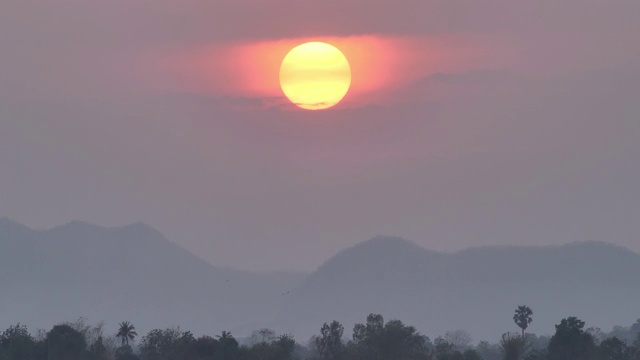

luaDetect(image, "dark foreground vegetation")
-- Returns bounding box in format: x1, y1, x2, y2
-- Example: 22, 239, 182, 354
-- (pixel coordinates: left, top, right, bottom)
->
2, 306, 640, 360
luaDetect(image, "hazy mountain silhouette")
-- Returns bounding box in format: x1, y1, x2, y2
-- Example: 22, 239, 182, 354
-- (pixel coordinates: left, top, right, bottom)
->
2, 219, 639, 342
0, 218, 306, 336
276, 236, 640, 341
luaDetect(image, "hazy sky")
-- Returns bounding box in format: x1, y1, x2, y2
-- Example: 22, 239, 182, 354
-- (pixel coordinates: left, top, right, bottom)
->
1, 0, 639, 271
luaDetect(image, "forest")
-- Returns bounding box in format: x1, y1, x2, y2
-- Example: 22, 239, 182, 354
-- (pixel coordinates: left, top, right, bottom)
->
2, 306, 640, 360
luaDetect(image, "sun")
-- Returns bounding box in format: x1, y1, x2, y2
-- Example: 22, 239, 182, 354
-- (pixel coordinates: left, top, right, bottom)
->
279, 42, 352, 110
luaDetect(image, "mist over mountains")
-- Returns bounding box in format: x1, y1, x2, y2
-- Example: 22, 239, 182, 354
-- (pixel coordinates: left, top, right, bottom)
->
0, 218, 305, 337
277, 237, 640, 341
2, 218, 639, 342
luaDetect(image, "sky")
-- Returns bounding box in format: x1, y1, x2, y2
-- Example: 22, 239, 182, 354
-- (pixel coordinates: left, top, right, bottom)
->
1, 0, 639, 271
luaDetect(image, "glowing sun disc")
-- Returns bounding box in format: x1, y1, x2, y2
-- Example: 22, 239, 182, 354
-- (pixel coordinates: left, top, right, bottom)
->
279, 42, 352, 110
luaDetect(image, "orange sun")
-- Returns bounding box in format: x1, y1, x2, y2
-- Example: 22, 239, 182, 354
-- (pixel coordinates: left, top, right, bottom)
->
279, 42, 352, 110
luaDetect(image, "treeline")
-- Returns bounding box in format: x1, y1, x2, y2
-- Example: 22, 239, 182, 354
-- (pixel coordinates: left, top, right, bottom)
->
2, 307, 640, 360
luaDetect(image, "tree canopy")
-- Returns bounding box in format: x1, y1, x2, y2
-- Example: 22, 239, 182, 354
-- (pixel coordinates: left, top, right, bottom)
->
1, 312, 640, 360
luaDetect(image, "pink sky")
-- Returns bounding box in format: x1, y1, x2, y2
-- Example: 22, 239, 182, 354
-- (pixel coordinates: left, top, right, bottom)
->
1, 0, 639, 270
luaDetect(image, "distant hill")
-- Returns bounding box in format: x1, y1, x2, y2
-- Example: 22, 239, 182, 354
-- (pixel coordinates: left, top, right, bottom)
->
275, 236, 640, 342
2, 219, 639, 343
0, 218, 306, 336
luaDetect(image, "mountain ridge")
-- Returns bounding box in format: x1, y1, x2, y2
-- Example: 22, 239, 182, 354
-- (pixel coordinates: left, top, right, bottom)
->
0, 218, 307, 337
278, 236, 640, 341
2, 218, 639, 342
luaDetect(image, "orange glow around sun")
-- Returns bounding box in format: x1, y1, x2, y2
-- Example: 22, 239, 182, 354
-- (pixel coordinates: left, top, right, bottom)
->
279, 42, 351, 110
227, 36, 405, 108
154, 34, 510, 109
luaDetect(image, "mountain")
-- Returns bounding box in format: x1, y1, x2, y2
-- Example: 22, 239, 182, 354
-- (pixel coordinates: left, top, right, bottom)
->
0, 218, 307, 336
2, 219, 639, 343
276, 236, 640, 342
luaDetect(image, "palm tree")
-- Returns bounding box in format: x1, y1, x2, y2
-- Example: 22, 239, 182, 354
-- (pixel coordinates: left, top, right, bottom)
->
116, 321, 138, 346
217, 331, 233, 341
513, 305, 533, 338
216, 331, 239, 359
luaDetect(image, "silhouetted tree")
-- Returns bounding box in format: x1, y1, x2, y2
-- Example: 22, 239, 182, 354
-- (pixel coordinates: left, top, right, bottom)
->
633, 333, 640, 351
87, 336, 108, 360
117, 322, 138, 346
115, 344, 139, 360
513, 306, 533, 338
477, 341, 502, 360
12, 310, 640, 360
315, 321, 344, 360
0, 324, 34, 360
586, 327, 605, 345
188, 336, 217, 360
46, 324, 86, 360
174, 331, 197, 359
215, 331, 239, 360
66, 317, 105, 350
246, 334, 296, 360
379, 319, 430, 360
217, 332, 233, 342
599, 337, 629, 360
138, 327, 197, 360
258, 329, 276, 344
273, 334, 296, 360
434, 337, 456, 360
350, 314, 430, 360
500, 333, 525, 360
139, 328, 180, 360
548, 317, 595, 360
354, 314, 384, 342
